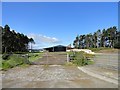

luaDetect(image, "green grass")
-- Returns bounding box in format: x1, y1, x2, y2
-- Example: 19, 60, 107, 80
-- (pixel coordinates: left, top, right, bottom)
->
87, 60, 94, 65
2, 52, 43, 70
28, 52, 43, 62
2, 54, 30, 70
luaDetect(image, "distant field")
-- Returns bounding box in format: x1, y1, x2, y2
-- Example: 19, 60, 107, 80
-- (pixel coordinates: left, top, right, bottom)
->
96, 49, 118, 53
89, 48, 119, 53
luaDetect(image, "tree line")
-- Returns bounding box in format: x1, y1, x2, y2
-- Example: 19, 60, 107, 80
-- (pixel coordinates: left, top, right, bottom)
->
73, 26, 120, 49
0, 25, 35, 53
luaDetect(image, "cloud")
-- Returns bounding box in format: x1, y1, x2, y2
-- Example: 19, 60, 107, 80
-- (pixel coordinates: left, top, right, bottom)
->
28, 33, 61, 49
28, 34, 61, 44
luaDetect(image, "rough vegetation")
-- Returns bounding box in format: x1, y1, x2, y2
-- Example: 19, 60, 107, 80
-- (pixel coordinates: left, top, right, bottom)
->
2, 52, 43, 70
2, 54, 30, 70
68, 51, 94, 66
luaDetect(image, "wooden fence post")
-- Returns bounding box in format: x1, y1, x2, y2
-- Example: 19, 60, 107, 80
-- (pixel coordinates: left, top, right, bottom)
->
67, 53, 69, 62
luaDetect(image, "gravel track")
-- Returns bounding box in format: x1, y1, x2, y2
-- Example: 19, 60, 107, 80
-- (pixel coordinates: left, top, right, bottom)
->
2, 52, 118, 88
92, 53, 119, 71
2, 65, 117, 88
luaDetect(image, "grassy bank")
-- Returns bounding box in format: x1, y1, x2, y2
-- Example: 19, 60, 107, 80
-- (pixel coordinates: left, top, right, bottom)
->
2, 52, 43, 70
2, 54, 30, 70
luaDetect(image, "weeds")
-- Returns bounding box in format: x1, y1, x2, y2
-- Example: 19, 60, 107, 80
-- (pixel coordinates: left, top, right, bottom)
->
2, 54, 30, 70
69, 51, 94, 66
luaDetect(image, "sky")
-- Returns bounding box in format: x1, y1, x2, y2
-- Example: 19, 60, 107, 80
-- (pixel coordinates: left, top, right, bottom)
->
2, 2, 118, 49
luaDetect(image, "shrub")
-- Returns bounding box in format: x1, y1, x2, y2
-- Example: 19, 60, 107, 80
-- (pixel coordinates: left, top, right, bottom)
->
68, 51, 95, 66
114, 42, 120, 49
71, 52, 88, 66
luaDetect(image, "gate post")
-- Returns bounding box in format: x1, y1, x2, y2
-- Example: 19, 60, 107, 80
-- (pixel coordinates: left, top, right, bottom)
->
67, 53, 69, 62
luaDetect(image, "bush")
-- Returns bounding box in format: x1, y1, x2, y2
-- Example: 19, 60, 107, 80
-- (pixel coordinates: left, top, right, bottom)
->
114, 42, 120, 49
68, 51, 94, 66
71, 52, 88, 66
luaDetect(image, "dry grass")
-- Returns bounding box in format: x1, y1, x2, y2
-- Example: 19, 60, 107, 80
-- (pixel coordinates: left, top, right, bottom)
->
96, 49, 119, 53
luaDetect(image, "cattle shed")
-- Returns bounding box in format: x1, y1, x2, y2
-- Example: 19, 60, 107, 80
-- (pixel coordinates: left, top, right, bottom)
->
44, 45, 67, 52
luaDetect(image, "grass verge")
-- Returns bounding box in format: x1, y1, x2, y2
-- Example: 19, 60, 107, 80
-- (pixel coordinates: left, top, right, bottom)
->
28, 52, 43, 62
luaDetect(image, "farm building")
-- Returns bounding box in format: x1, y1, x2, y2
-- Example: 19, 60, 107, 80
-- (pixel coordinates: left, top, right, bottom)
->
44, 45, 67, 52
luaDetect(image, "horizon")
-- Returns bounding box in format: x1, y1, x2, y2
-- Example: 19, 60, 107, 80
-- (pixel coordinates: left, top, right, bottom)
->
2, 2, 118, 49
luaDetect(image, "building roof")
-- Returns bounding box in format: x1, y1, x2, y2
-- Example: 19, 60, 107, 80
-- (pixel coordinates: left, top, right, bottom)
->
44, 45, 66, 49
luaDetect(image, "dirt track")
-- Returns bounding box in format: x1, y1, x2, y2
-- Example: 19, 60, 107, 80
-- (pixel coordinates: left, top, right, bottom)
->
2, 52, 118, 88
33, 52, 67, 65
